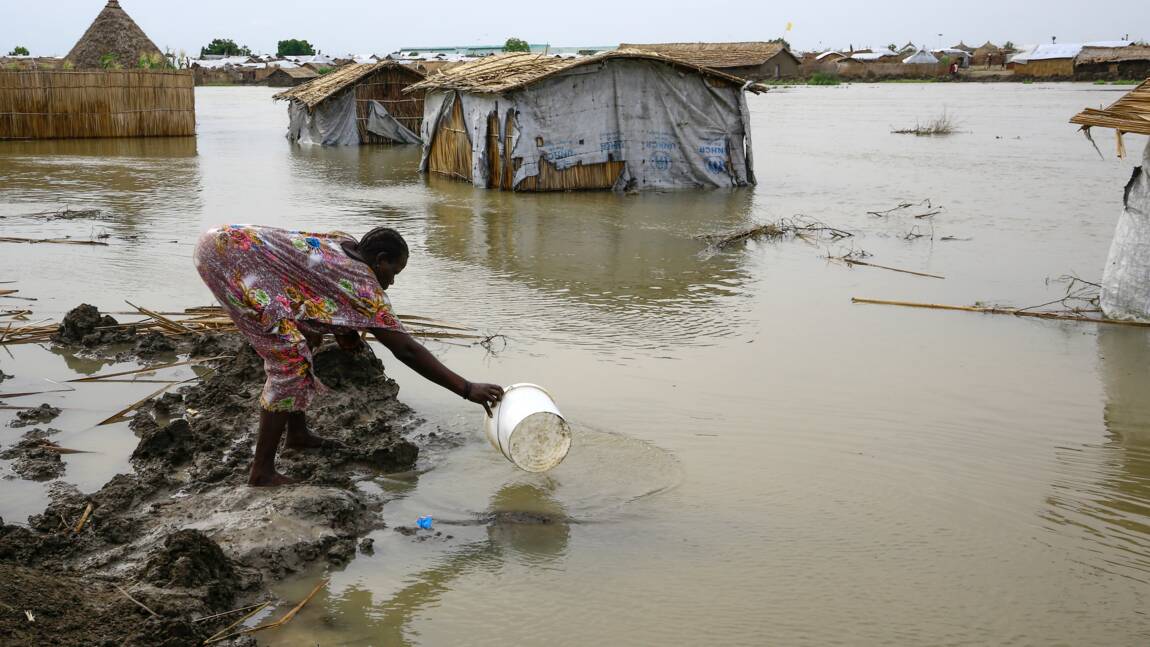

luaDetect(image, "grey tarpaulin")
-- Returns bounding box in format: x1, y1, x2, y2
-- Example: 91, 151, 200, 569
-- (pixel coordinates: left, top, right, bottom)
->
365, 101, 421, 145
418, 58, 754, 191
287, 90, 420, 146
1101, 140, 1150, 321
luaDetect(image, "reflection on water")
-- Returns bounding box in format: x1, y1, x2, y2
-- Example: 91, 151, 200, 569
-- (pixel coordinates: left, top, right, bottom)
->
0, 135, 201, 229
288, 143, 424, 190
1043, 326, 1150, 584
425, 182, 756, 348
270, 482, 570, 646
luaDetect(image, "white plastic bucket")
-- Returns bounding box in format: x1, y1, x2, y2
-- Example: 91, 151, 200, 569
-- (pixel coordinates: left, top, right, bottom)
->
484, 383, 572, 472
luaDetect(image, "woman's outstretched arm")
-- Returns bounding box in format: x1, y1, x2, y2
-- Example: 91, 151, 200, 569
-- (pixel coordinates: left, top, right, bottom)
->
371, 328, 504, 415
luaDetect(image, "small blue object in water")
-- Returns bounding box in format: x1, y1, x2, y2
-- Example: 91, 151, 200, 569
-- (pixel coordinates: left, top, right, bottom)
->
417, 515, 433, 530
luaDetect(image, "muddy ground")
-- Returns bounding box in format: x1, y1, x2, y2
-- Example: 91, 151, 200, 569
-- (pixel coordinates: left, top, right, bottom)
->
0, 305, 430, 646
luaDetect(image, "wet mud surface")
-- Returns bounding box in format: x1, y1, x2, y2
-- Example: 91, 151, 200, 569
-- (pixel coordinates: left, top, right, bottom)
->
0, 305, 425, 645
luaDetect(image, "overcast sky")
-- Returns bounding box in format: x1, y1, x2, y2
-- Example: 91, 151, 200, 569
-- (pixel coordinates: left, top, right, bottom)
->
4, 0, 1148, 57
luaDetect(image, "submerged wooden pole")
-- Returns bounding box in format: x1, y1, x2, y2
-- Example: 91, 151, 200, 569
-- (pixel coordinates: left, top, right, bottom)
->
851, 297, 1150, 328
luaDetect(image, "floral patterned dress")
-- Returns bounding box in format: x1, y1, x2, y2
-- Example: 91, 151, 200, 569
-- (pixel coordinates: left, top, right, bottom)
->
194, 225, 405, 412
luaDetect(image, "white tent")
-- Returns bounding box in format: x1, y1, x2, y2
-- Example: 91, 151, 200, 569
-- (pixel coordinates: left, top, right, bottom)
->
903, 48, 939, 65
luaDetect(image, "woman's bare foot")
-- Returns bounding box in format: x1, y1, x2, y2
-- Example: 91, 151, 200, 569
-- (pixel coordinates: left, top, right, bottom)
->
248, 470, 296, 487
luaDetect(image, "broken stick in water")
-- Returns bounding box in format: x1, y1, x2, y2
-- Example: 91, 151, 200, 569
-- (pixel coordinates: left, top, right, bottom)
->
830, 257, 945, 279
851, 297, 1150, 327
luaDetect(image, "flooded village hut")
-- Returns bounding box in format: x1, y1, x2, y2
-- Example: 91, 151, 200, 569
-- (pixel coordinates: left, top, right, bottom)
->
266, 66, 318, 87
0, 0, 193, 140
616, 41, 800, 80
1075, 46, 1150, 81
972, 41, 1004, 67
273, 62, 425, 146
1070, 80, 1150, 321
405, 50, 761, 192
64, 0, 163, 69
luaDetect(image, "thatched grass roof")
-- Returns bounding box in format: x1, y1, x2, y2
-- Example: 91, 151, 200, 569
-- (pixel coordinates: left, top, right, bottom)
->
272, 67, 319, 80
1076, 45, 1150, 65
65, 0, 163, 69
618, 41, 795, 69
405, 49, 760, 95
1071, 79, 1150, 135
273, 61, 424, 110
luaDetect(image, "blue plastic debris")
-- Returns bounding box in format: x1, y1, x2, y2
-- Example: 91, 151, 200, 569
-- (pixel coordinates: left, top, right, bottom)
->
417, 515, 433, 530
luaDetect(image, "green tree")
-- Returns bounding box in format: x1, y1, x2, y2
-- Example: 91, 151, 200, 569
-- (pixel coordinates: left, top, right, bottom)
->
887, 43, 898, 52
99, 53, 121, 69
1003, 41, 1016, 51
200, 38, 251, 57
769, 37, 792, 51
277, 39, 315, 57
9, 46, 29, 56
503, 37, 530, 52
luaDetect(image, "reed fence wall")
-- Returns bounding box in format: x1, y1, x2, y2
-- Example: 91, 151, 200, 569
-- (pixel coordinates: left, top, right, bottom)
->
0, 69, 195, 140
354, 66, 424, 145
427, 97, 472, 182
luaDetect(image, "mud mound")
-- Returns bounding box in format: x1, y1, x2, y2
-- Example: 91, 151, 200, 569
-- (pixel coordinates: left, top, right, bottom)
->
143, 529, 239, 608
1, 440, 65, 480
135, 331, 177, 358
0, 564, 199, 647
8, 403, 61, 428
1, 429, 67, 481
131, 418, 195, 465
52, 303, 136, 347
4, 326, 427, 643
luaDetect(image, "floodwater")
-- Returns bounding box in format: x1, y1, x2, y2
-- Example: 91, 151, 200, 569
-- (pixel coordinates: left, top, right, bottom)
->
2, 83, 1150, 645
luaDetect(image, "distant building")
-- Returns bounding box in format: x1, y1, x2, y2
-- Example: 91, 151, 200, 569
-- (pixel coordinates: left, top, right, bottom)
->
903, 48, 940, 65
618, 41, 801, 80
1010, 41, 1131, 78
267, 67, 318, 87
972, 42, 1003, 67
1075, 45, 1150, 81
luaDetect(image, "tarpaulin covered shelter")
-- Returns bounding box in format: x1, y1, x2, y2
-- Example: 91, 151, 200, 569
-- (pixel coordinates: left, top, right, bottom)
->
274, 62, 425, 146
1070, 79, 1150, 321
903, 48, 939, 65
404, 50, 761, 192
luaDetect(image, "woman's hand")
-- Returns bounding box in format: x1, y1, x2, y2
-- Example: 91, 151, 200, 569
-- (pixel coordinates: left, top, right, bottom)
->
464, 382, 504, 417
334, 331, 365, 352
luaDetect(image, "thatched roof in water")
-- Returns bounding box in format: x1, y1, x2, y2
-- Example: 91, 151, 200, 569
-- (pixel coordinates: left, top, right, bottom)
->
1076, 45, 1150, 65
1071, 79, 1150, 135
617, 41, 796, 68
273, 61, 424, 110
405, 49, 761, 95
66, 0, 163, 69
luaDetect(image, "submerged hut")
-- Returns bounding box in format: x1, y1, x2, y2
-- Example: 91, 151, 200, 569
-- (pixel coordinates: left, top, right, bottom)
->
65, 0, 163, 69
405, 50, 761, 192
266, 67, 318, 87
617, 41, 800, 80
273, 62, 425, 146
0, 0, 193, 139
1070, 80, 1150, 321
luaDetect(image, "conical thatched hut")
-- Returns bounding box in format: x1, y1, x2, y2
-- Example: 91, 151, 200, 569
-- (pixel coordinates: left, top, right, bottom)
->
66, 0, 163, 69
972, 42, 1002, 67
0, 0, 192, 139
